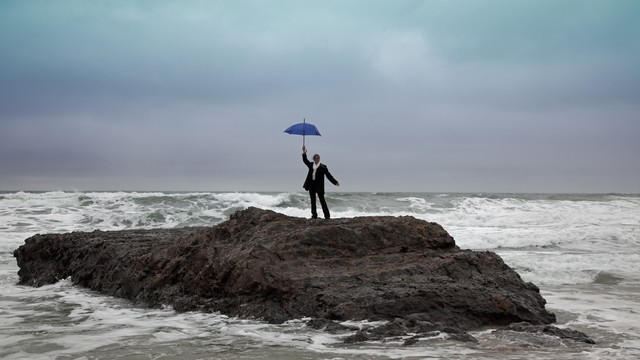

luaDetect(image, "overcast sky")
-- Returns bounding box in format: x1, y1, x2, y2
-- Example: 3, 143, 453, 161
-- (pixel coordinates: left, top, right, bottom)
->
1, 0, 638, 193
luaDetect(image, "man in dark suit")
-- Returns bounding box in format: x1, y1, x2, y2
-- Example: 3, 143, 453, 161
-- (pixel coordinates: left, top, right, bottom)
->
302, 145, 340, 219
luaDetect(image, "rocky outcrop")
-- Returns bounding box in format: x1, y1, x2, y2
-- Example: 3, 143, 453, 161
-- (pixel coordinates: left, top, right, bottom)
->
15, 207, 559, 338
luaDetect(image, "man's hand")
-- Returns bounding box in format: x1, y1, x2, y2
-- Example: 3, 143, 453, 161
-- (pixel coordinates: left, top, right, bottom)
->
336, 182, 340, 187
302, 145, 307, 154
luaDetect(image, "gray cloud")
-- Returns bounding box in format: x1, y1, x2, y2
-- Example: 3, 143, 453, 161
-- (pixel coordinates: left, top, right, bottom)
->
1, 0, 639, 192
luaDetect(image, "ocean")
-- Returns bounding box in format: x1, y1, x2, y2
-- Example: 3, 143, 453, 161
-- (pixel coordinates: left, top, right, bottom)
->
1, 191, 639, 359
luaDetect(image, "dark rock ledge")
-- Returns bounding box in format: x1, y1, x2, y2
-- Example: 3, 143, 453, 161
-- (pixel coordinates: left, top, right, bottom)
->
14, 207, 592, 343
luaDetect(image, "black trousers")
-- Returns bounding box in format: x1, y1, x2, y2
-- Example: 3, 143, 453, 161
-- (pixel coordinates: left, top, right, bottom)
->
309, 191, 330, 219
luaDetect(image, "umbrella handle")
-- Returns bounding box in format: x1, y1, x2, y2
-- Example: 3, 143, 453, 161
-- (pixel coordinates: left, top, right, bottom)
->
303, 118, 306, 147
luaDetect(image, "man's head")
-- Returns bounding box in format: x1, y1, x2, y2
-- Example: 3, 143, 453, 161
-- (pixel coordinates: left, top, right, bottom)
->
313, 154, 320, 164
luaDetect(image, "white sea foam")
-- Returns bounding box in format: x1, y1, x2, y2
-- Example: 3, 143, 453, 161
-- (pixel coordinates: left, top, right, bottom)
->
0, 277, 482, 359
396, 196, 434, 211
498, 250, 640, 286
211, 192, 292, 208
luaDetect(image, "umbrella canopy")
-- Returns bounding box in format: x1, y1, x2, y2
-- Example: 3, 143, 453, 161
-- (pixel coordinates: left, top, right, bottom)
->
284, 122, 321, 136
284, 119, 321, 146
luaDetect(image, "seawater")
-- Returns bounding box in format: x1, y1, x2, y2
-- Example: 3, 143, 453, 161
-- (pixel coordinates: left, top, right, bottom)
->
1, 191, 639, 359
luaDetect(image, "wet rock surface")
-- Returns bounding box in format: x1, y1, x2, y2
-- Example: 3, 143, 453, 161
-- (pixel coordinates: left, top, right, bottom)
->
495, 322, 596, 344
15, 207, 577, 341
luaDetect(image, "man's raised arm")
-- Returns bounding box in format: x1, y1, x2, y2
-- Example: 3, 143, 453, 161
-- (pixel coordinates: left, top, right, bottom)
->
302, 146, 312, 166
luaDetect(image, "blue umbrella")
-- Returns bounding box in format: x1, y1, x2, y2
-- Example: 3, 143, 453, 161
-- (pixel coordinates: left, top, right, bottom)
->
284, 118, 321, 146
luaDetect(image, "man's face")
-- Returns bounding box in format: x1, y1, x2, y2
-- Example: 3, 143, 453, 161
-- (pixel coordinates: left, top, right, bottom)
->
313, 155, 320, 164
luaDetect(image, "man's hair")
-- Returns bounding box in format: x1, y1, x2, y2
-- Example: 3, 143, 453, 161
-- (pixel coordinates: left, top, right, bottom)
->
313, 154, 320, 159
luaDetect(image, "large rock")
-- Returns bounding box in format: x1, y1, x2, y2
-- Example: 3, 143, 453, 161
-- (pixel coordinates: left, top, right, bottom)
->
14, 207, 556, 333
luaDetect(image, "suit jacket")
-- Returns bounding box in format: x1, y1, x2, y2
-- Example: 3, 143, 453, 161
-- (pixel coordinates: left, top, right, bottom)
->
303, 153, 338, 194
